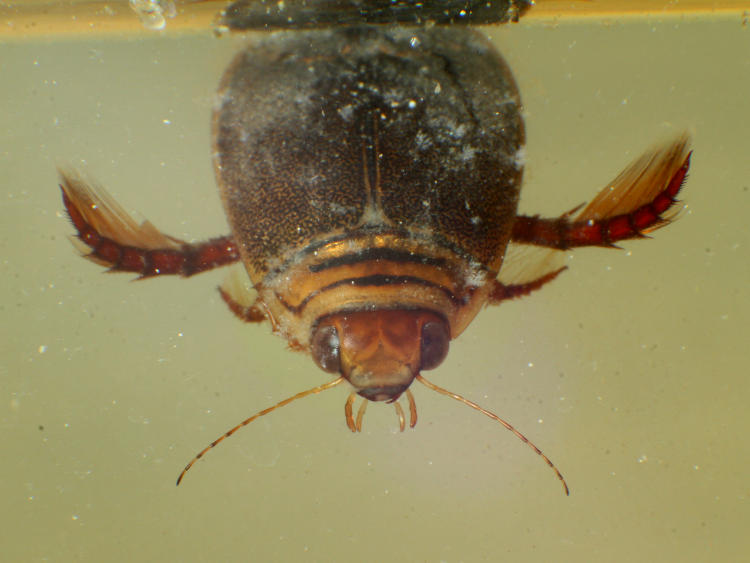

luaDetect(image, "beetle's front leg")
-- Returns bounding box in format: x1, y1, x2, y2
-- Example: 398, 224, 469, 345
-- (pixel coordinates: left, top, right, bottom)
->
511, 136, 691, 250
61, 171, 240, 278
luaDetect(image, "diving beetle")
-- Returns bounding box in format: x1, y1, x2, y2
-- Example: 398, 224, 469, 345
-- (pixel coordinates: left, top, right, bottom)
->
60, 1, 691, 494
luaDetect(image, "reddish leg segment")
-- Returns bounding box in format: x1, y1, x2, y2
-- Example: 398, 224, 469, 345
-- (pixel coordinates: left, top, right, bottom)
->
489, 266, 566, 305
512, 137, 691, 250
218, 285, 267, 323
61, 172, 239, 278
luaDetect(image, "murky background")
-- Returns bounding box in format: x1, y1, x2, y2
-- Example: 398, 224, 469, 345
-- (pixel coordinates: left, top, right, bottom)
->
2, 7, 748, 562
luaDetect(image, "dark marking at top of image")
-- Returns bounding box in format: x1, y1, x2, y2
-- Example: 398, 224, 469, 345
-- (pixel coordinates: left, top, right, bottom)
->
222, 0, 533, 30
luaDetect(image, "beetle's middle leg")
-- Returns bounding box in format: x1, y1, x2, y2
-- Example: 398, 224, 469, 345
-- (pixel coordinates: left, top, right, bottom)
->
489, 266, 566, 305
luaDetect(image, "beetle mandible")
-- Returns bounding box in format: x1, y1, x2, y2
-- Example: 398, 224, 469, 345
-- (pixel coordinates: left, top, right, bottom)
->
61, 3, 691, 494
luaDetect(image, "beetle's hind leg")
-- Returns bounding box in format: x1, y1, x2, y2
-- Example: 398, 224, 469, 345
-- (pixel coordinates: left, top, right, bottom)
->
60, 171, 239, 278
511, 135, 691, 250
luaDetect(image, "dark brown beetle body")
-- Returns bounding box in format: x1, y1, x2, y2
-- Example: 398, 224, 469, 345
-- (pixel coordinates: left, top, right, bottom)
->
60, 8, 691, 493
215, 26, 523, 399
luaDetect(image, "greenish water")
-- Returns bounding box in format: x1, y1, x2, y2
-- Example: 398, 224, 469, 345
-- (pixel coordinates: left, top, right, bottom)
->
2, 15, 748, 562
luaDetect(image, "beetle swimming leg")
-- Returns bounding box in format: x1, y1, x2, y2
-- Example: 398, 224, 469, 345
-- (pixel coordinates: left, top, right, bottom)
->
60, 171, 240, 278
511, 135, 691, 250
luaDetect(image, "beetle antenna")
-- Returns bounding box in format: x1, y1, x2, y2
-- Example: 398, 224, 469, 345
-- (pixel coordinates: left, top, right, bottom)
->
176, 376, 345, 486
415, 374, 569, 496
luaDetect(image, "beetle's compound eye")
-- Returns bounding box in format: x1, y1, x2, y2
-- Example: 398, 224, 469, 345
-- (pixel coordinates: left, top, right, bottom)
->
420, 320, 450, 371
311, 324, 341, 374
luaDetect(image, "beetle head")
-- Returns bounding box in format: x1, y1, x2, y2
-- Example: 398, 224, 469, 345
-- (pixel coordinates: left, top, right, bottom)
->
310, 309, 450, 402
